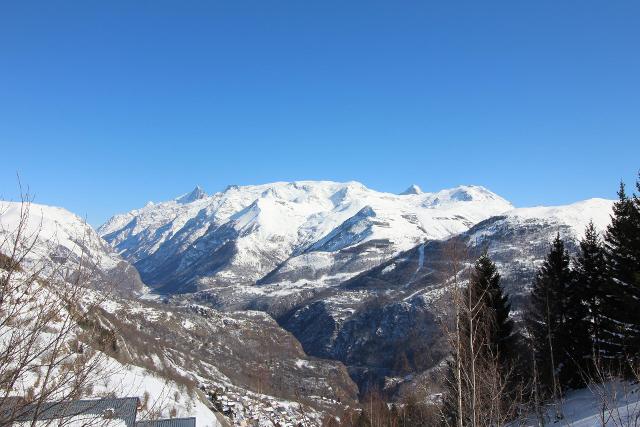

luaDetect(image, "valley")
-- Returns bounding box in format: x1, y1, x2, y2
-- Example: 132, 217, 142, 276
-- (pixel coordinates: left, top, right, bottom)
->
0, 181, 615, 425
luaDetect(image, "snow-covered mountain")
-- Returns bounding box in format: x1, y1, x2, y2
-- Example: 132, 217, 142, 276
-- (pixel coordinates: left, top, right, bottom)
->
0, 198, 356, 425
467, 198, 614, 243
279, 197, 615, 393
1, 182, 619, 418
0, 201, 145, 295
97, 181, 616, 396
341, 197, 615, 312
400, 184, 423, 195
99, 181, 513, 294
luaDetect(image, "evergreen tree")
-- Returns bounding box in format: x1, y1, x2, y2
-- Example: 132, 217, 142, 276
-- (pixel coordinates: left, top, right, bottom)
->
443, 253, 520, 425
526, 234, 575, 393
573, 221, 608, 362
601, 181, 640, 362
469, 253, 518, 365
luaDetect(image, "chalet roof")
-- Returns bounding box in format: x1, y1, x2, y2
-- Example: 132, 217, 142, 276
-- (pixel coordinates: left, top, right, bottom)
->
7, 397, 140, 427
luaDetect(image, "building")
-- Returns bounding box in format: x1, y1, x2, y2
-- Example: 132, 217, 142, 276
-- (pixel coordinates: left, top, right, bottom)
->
136, 418, 196, 427
1, 396, 196, 427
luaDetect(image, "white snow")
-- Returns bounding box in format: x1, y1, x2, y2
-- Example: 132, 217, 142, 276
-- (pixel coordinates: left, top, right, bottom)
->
0, 201, 118, 269
382, 263, 396, 274
16, 416, 126, 426
0, 200, 147, 295
294, 359, 314, 369
416, 243, 425, 270
469, 198, 615, 244
518, 381, 640, 426
0, 272, 220, 427
100, 182, 514, 254
400, 184, 423, 195
505, 198, 614, 234
405, 243, 426, 287
97, 361, 221, 427
99, 181, 514, 288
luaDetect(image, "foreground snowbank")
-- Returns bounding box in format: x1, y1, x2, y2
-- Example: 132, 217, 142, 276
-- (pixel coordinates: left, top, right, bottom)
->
520, 381, 640, 426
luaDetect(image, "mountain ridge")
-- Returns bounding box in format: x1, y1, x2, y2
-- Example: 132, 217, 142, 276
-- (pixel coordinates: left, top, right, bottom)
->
1, 181, 618, 404
97, 180, 514, 293
0, 200, 146, 296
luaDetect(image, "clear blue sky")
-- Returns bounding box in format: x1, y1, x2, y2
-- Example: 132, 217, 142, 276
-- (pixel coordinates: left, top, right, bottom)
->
1, 1, 639, 226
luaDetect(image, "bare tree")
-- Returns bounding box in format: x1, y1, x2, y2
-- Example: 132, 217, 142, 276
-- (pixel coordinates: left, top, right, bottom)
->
441, 237, 469, 427
0, 190, 115, 426
439, 241, 528, 426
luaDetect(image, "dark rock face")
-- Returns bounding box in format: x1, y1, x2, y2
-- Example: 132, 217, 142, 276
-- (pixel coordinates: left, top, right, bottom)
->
462, 216, 580, 308
278, 293, 448, 394
333, 300, 446, 393
280, 300, 339, 359
275, 243, 450, 394
102, 260, 147, 296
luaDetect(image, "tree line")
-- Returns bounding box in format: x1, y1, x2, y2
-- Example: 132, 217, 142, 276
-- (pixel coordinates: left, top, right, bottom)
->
441, 173, 640, 425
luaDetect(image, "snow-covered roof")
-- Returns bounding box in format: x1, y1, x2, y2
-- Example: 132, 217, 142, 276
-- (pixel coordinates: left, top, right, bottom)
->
8, 397, 140, 427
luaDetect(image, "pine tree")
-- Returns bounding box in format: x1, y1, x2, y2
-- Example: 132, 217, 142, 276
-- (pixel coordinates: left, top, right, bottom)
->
470, 254, 518, 365
573, 221, 608, 361
443, 253, 520, 425
601, 181, 640, 362
526, 234, 575, 394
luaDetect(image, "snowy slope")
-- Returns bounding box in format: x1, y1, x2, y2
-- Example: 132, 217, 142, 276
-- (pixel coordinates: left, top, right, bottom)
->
99, 181, 513, 293
0, 267, 220, 426
0, 201, 146, 295
468, 198, 614, 244
85, 356, 222, 426
366, 197, 616, 312
464, 198, 615, 300
345, 197, 617, 309
279, 197, 616, 392
517, 381, 640, 426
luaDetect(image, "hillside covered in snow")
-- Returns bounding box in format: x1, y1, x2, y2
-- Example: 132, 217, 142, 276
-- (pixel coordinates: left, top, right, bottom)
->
95, 181, 615, 397
1, 180, 619, 425
99, 181, 513, 294
0, 200, 146, 295
0, 198, 349, 426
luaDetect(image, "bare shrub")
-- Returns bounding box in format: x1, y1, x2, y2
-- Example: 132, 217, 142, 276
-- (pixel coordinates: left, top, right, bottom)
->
438, 239, 529, 426
0, 189, 115, 425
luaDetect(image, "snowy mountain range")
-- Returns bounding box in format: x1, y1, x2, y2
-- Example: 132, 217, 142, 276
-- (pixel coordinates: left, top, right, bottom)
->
93, 180, 614, 395
276, 196, 615, 394
98, 181, 513, 294
0, 181, 617, 420
0, 197, 357, 426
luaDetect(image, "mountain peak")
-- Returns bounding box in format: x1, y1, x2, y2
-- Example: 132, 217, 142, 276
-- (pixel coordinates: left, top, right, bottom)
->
400, 184, 423, 195
176, 185, 207, 204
